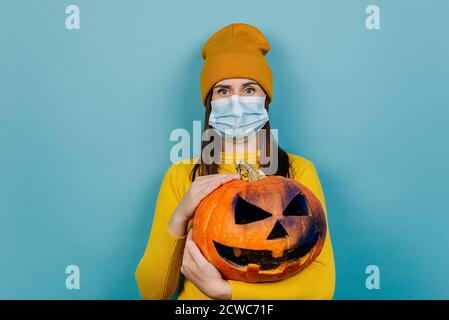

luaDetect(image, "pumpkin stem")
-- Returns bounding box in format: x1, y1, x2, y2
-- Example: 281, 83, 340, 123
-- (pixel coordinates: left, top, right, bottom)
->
235, 160, 266, 182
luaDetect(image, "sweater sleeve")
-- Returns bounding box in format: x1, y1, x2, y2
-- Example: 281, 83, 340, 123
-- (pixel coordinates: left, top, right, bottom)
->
228, 159, 336, 300
135, 163, 189, 300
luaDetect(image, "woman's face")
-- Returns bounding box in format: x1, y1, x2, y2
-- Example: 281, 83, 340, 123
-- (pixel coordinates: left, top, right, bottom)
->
211, 78, 266, 101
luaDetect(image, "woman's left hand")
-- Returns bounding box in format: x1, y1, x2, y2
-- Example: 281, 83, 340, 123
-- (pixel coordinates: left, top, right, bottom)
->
181, 230, 232, 300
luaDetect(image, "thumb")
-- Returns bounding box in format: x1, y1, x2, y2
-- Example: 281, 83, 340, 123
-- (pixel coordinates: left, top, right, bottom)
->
187, 228, 193, 241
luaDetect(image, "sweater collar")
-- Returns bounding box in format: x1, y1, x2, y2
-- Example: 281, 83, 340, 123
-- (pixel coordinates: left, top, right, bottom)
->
219, 149, 260, 165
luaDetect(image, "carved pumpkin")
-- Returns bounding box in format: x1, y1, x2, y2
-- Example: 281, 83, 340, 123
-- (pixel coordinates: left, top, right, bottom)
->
192, 161, 327, 283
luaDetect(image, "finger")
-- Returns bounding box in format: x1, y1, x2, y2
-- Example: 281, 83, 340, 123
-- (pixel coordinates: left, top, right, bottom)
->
181, 243, 195, 273
187, 228, 193, 241
182, 242, 193, 263
186, 239, 210, 269
184, 241, 200, 272
197, 174, 240, 193
192, 177, 234, 193
208, 173, 240, 179
208, 173, 240, 181
194, 173, 240, 186
192, 175, 240, 195
196, 173, 236, 180
197, 178, 235, 198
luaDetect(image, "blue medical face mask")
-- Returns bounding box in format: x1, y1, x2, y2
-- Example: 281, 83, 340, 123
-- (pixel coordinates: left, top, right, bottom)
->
209, 94, 269, 141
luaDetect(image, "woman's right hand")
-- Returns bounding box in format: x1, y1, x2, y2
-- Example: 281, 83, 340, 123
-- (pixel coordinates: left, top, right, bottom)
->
168, 173, 240, 237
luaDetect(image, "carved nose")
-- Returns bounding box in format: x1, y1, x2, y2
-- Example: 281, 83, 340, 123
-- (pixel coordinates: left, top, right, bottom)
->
267, 221, 288, 240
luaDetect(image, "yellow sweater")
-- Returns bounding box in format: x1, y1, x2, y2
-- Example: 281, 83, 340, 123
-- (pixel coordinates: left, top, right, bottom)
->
135, 151, 336, 300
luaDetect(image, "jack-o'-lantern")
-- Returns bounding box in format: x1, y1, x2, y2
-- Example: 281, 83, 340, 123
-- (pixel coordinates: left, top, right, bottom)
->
192, 161, 327, 283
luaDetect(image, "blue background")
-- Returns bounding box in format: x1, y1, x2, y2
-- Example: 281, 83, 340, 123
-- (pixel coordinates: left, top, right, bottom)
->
1, 0, 448, 299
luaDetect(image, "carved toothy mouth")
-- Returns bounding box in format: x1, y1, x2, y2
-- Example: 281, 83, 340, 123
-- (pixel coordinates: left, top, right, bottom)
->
213, 231, 320, 271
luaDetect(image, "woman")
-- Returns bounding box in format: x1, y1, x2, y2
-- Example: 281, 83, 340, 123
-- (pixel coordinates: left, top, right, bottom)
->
135, 23, 335, 300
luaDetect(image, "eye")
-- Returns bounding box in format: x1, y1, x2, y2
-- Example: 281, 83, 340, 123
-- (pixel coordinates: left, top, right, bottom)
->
234, 195, 272, 224
243, 87, 255, 95
283, 192, 310, 216
218, 89, 229, 96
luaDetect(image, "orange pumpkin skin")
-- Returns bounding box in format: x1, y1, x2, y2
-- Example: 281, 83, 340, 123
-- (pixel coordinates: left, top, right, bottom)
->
192, 175, 327, 283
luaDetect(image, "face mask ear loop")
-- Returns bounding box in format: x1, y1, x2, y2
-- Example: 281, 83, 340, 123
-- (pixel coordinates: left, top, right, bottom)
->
261, 95, 267, 109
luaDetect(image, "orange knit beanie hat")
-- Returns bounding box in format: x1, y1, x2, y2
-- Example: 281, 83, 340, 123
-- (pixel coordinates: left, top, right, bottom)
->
200, 23, 273, 106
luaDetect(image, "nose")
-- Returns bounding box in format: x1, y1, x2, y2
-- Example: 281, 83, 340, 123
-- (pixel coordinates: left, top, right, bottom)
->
267, 221, 289, 240
231, 95, 243, 116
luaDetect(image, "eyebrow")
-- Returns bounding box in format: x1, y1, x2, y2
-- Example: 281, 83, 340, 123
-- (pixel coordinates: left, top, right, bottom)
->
213, 81, 260, 90
213, 84, 232, 90
241, 81, 259, 87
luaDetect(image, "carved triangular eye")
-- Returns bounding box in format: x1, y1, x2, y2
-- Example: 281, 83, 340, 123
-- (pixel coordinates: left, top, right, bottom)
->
283, 192, 310, 216
234, 196, 272, 224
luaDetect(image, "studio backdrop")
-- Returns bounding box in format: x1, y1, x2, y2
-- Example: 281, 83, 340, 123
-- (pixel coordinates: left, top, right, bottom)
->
0, 0, 448, 299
